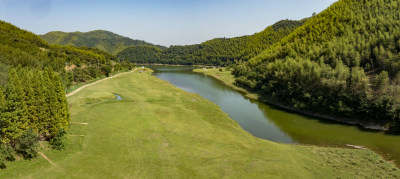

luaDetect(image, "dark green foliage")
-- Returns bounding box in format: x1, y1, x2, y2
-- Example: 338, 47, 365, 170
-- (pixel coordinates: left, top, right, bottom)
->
40, 30, 166, 55
0, 67, 71, 167
0, 144, 15, 169
117, 19, 306, 66
15, 129, 39, 159
121, 61, 134, 70
101, 64, 112, 77
233, 0, 400, 127
2, 68, 29, 143
117, 45, 162, 64
49, 128, 66, 150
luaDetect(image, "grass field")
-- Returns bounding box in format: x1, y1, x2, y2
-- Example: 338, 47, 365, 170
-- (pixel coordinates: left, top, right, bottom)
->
1, 69, 399, 178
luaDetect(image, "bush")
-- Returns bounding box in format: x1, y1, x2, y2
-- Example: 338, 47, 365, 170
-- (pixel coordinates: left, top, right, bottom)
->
49, 128, 66, 150
101, 64, 112, 77
0, 144, 15, 169
15, 129, 39, 159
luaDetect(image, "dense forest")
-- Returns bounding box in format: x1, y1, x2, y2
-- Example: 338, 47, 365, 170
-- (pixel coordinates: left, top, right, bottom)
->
41, 30, 166, 55
0, 67, 69, 168
117, 19, 307, 66
0, 20, 135, 168
233, 0, 400, 128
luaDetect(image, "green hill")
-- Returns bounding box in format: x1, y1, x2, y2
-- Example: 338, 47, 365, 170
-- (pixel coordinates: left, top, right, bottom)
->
117, 45, 162, 64
0, 20, 134, 86
233, 0, 400, 128
40, 30, 166, 55
0, 20, 51, 83
118, 19, 307, 66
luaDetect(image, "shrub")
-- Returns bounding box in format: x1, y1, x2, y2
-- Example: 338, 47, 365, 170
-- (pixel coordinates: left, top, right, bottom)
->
15, 129, 39, 159
0, 144, 15, 169
49, 128, 67, 150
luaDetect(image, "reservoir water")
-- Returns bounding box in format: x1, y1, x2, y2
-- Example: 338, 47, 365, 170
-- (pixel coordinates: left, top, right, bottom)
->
150, 65, 400, 164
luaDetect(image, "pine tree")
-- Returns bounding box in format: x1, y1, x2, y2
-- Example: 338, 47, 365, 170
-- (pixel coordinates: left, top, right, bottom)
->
2, 68, 29, 143
50, 69, 70, 130
32, 70, 50, 138
18, 69, 38, 132
44, 68, 60, 137
0, 86, 5, 141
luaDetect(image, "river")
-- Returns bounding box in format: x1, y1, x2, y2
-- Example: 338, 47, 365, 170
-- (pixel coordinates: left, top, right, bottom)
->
150, 65, 400, 164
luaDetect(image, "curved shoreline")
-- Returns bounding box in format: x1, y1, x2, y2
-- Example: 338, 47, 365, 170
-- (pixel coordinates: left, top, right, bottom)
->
193, 68, 388, 131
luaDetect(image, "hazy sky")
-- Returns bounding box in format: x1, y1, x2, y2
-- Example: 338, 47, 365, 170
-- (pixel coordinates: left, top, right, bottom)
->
0, 0, 337, 46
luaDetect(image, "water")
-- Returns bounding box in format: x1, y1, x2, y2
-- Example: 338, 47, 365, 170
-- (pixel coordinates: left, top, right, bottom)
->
114, 94, 122, 100
150, 65, 400, 164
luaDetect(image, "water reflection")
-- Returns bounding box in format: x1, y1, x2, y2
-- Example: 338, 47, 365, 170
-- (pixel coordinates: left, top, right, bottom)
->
149, 65, 400, 164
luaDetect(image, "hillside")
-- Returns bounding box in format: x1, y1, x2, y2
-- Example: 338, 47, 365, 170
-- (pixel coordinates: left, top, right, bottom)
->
0, 20, 135, 87
40, 30, 166, 55
0, 20, 50, 84
233, 0, 400, 128
118, 19, 307, 66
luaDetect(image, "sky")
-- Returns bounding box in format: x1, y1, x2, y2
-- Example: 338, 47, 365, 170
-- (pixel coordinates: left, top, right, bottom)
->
0, 0, 337, 46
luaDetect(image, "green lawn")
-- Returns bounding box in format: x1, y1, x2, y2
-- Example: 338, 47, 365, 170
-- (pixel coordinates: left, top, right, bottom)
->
192, 68, 259, 99
1, 69, 399, 178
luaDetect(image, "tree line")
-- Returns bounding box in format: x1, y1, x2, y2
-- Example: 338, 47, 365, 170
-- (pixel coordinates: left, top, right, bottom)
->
117, 20, 307, 66
0, 67, 69, 168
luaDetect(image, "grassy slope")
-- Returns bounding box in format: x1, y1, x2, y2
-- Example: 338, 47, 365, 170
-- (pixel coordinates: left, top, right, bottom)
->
1, 70, 399, 178
193, 68, 257, 99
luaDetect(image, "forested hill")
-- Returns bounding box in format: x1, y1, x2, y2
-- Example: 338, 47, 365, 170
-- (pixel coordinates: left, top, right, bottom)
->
0, 20, 135, 86
40, 30, 166, 55
118, 19, 307, 66
233, 0, 400, 128
0, 20, 50, 83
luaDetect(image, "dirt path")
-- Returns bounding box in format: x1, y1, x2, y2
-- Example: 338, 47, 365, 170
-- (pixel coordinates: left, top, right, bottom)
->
38, 152, 56, 166
70, 122, 89, 125
66, 69, 137, 97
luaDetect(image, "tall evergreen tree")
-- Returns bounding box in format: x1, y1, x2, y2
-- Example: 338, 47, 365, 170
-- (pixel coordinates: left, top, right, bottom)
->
32, 70, 50, 138
2, 68, 28, 143
0, 86, 5, 142
50, 69, 70, 131
17, 69, 38, 132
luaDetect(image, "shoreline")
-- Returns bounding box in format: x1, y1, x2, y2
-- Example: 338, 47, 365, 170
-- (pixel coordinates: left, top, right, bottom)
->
193, 68, 389, 131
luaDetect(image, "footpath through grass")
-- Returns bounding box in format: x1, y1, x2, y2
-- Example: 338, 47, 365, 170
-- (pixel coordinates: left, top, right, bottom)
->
1, 69, 399, 178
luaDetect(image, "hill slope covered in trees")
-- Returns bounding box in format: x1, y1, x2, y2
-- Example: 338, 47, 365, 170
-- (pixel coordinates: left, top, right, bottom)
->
118, 19, 307, 66
0, 21, 134, 86
0, 20, 135, 168
233, 0, 400, 128
40, 30, 166, 55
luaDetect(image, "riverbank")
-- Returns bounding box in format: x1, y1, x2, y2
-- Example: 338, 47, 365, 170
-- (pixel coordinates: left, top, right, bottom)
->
193, 68, 388, 130
1, 69, 399, 178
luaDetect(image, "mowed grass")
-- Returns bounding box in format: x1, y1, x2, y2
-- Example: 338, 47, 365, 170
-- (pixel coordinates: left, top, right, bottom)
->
1, 70, 399, 178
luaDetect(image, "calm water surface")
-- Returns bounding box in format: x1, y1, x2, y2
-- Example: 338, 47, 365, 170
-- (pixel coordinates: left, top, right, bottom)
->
150, 66, 400, 164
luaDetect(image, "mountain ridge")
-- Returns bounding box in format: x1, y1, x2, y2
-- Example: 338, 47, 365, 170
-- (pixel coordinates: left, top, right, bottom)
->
40, 30, 166, 55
